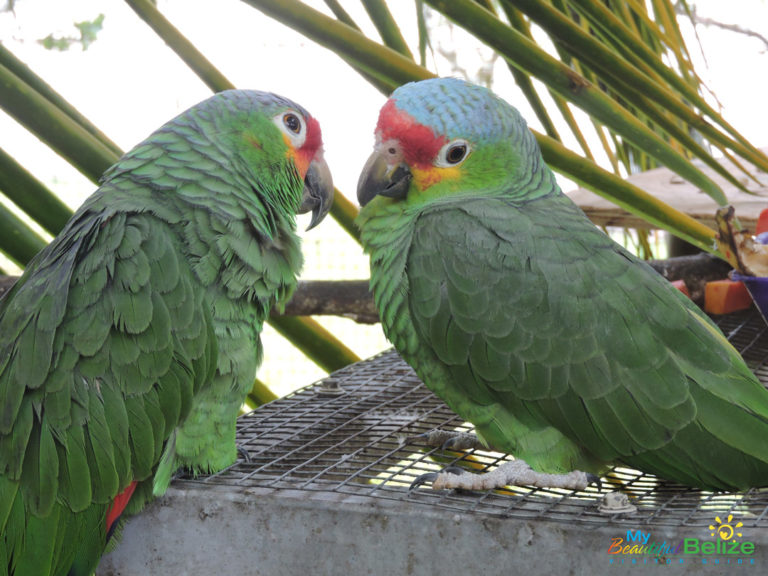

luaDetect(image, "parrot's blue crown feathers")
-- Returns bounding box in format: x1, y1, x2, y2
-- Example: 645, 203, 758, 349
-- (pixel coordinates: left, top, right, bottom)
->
390, 78, 529, 145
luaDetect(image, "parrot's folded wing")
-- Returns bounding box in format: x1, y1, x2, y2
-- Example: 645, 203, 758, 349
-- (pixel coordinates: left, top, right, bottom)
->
406, 196, 768, 489
0, 209, 216, 523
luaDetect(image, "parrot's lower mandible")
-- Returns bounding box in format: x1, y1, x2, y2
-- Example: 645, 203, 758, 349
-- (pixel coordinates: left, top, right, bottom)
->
356, 77, 768, 493
0, 89, 333, 575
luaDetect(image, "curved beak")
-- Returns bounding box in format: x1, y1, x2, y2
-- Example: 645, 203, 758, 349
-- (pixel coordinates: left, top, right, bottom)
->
299, 156, 334, 231
356, 148, 412, 207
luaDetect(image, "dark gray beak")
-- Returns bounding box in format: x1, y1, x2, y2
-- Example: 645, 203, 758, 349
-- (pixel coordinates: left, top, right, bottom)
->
299, 156, 333, 230
356, 148, 412, 207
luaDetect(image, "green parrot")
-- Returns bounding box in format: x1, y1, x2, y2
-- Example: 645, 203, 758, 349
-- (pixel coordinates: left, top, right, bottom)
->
356, 77, 768, 493
0, 89, 332, 575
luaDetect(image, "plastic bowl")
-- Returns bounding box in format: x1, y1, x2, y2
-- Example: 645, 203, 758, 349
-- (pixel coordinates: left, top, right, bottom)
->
731, 272, 768, 324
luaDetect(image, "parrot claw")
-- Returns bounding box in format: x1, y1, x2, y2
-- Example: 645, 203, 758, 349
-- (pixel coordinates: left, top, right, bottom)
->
586, 473, 603, 491
410, 460, 593, 492
406, 429, 485, 452
410, 466, 465, 491
440, 433, 485, 452
236, 445, 251, 463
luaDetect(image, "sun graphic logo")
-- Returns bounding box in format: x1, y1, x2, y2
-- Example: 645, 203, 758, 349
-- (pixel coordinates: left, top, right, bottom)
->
710, 514, 744, 542
682, 514, 755, 556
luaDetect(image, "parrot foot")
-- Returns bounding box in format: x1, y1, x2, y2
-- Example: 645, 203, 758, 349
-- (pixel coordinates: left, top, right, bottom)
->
409, 429, 485, 451
236, 445, 251, 463
412, 460, 595, 492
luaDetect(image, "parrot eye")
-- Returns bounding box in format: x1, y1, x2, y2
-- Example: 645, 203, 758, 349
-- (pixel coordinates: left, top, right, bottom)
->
272, 110, 307, 148
283, 113, 302, 134
436, 139, 470, 167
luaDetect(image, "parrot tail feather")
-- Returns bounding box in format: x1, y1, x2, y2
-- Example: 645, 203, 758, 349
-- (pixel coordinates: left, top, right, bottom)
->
105, 481, 137, 542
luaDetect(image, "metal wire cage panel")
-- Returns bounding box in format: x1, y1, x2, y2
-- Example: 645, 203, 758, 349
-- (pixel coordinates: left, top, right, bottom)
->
176, 310, 768, 529
99, 310, 768, 575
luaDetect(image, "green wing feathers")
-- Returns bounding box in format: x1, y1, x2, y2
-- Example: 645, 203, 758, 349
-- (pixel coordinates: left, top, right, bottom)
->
0, 209, 216, 575
404, 196, 768, 490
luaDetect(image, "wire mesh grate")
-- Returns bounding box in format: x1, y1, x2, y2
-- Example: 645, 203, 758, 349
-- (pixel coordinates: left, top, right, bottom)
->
180, 309, 768, 530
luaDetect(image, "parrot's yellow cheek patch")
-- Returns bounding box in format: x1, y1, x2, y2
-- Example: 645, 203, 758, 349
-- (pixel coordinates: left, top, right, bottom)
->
281, 134, 310, 178
412, 166, 462, 191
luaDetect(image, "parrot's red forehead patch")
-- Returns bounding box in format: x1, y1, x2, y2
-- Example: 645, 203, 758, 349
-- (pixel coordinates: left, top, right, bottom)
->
376, 99, 446, 167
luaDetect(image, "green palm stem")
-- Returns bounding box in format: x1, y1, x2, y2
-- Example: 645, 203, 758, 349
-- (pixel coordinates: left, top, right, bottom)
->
593, 123, 622, 175
330, 187, 360, 241
531, 0, 768, 173
506, 2, 601, 159
507, 0, 761, 189
0, 202, 48, 267
0, 62, 119, 183
501, 5, 563, 142
124, 0, 234, 92
321, 0, 398, 95
565, 60, 637, 174
269, 315, 360, 373
570, 1, 689, 95
629, 0, 701, 91
423, 0, 728, 207
416, 0, 429, 67
537, 130, 719, 256
534, 3, 621, 168
244, 377, 279, 411
0, 44, 122, 158
619, 1, 666, 59
624, 0, 668, 40
521, 0, 699, 166
561, 50, 673, 259
722, 150, 765, 189
545, 96, 596, 161
0, 147, 73, 236
613, 0, 641, 34
610, 132, 631, 173
637, 229, 654, 260
650, 0, 696, 82
360, 0, 414, 60
323, 0, 356, 25
243, 0, 432, 90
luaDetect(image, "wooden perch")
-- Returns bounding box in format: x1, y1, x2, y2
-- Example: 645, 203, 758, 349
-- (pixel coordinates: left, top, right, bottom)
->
277, 280, 379, 324
0, 275, 380, 323
0, 254, 732, 322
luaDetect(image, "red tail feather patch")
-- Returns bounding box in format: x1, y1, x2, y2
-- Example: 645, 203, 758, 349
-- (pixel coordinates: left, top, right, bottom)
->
106, 481, 137, 534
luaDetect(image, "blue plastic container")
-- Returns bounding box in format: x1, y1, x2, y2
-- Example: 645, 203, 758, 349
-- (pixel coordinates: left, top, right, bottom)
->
731, 272, 768, 324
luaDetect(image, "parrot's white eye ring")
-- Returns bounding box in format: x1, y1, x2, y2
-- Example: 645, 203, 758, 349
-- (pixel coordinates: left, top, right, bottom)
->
435, 139, 470, 167
273, 111, 307, 148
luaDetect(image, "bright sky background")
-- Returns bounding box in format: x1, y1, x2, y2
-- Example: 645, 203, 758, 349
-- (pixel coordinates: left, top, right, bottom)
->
1, 0, 768, 394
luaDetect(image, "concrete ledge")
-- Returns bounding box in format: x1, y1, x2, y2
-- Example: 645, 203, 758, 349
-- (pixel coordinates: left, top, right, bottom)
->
98, 483, 763, 575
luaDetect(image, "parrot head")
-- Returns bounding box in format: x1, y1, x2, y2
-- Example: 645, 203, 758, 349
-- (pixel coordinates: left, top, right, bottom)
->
357, 77, 543, 210
209, 90, 333, 229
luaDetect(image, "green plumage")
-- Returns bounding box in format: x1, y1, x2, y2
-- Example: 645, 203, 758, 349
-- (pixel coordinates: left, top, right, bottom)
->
0, 89, 332, 575
358, 77, 768, 492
